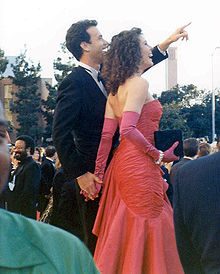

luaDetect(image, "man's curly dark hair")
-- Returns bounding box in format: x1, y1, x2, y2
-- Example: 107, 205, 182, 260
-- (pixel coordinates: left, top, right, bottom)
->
66, 19, 97, 61
101, 27, 143, 95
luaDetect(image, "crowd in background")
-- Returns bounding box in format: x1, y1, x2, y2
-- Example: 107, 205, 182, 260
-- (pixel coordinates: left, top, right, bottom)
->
0, 140, 67, 226
1, 134, 219, 225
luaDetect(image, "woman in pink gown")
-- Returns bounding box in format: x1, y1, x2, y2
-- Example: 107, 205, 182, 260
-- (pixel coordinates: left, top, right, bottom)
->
92, 28, 184, 274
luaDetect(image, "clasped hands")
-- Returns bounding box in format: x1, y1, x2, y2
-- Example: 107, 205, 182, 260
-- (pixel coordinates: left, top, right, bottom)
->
77, 172, 103, 201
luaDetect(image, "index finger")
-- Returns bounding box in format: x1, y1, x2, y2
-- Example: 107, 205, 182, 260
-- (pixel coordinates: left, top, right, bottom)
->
180, 22, 191, 30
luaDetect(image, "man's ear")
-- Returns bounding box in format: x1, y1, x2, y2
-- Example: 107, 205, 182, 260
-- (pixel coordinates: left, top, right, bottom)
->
80, 41, 90, 52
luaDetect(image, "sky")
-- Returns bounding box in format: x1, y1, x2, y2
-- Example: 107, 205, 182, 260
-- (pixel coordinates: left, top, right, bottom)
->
1, 0, 220, 95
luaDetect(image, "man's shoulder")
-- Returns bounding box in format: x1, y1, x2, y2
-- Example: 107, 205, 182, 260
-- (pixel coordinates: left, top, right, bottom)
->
59, 67, 87, 88
0, 209, 99, 273
20, 158, 41, 177
171, 159, 185, 172
57, 67, 89, 100
25, 157, 40, 169
180, 151, 220, 175
41, 158, 53, 167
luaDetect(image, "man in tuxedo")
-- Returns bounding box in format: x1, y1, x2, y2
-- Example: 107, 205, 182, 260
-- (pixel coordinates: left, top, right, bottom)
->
52, 19, 190, 253
38, 145, 56, 215
170, 137, 199, 186
173, 151, 220, 273
6, 135, 41, 219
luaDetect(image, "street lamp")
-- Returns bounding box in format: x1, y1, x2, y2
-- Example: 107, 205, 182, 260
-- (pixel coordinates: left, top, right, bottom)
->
211, 47, 220, 143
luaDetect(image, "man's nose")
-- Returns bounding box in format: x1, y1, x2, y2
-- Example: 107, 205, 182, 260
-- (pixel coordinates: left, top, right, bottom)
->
103, 40, 108, 47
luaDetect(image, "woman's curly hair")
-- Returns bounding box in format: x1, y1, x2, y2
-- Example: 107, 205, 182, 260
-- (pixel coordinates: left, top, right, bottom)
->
101, 27, 143, 95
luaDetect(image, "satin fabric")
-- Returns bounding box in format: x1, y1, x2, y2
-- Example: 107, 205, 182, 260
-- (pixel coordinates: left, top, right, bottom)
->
93, 100, 183, 274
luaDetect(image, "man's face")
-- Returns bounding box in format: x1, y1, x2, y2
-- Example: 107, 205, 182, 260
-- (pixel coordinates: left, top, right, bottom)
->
86, 26, 108, 65
14, 140, 28, 162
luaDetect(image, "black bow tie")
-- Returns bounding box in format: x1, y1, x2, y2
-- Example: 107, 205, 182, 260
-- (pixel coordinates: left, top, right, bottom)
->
80, 66, 105, 85
97, 71, 105, 85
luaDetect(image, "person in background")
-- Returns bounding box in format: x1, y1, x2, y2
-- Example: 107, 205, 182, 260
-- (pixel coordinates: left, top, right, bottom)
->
0, 148, 18, 209
38, 146, 56, 216
0, 101, 99, 273
173, 150, 220, 273
160, 163, 173, 206
197, 142, 211, 158
6, 135, 41, 219
170, 137, 199, 186
49, 156, 67, 227
33, 146, 42, 165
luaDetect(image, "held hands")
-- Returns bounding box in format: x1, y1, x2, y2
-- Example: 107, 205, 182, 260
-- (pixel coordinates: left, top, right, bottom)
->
162, 141, 180, 163
77, 172, 103, 201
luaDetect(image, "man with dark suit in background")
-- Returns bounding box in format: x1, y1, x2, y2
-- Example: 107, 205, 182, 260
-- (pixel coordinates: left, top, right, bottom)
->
170, 137, 199, 186
52, 19, 190, 253
6, 135, 41, 219
38, 145, 56, 216
173, 151, 220, 273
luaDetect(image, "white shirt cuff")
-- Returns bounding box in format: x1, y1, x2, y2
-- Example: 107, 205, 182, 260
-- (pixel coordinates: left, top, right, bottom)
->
157, 46, 167, 56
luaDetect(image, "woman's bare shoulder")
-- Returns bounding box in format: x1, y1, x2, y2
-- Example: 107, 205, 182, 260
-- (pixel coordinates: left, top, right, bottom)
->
127, 76, 149, 88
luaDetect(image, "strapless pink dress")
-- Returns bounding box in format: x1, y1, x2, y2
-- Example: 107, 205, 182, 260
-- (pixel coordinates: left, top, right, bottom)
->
93, 100, 183, 274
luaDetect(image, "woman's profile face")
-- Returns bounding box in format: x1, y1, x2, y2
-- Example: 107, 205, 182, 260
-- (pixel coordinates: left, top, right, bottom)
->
139, 35, 153, 70
33, 149, 40, 161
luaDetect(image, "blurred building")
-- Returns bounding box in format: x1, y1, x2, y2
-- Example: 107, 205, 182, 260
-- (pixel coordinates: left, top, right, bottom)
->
166, 47, 177, 90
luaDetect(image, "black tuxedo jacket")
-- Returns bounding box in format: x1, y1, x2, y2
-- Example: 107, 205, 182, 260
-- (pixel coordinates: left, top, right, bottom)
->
173, 151, 220, 273
7, 157, 41, 219
52, 46, 168, 181
50, 167, 66, 226
40, 158, 55, 195
170, 157, 191, 186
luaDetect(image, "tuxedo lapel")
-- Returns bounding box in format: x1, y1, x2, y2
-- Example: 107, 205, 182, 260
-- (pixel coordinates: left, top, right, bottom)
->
15, 164, 24, 177
77, 66, 107, 99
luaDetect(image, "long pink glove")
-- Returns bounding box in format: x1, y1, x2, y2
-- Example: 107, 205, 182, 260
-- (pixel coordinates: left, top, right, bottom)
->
94, 118, 118, 192
163, 141, 180, 163
120, 111, 160, 161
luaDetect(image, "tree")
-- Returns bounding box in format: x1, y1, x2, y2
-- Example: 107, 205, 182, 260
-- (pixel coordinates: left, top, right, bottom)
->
159, 101, 192, 138
159, 84, 207, 107
0, 48, 8, 79
41, 83, 58, 142
10, 51, 43, 142
41, 43, 75, 142
156, 84, 215, 140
